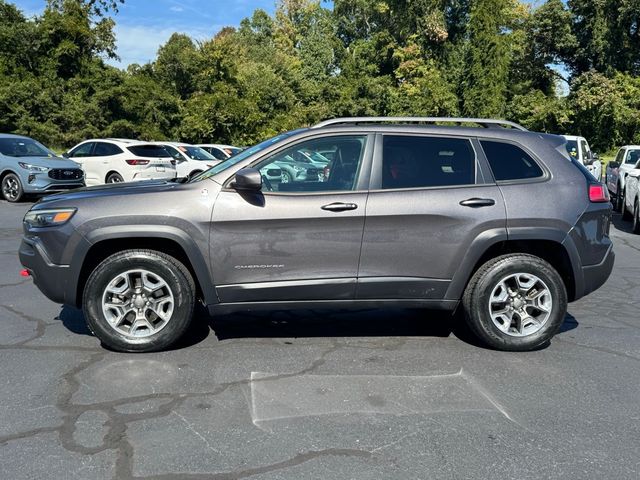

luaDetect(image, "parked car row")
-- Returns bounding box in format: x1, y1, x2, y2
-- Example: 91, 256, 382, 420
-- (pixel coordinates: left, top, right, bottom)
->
0, 133, 242, 202
606, 145, 640, 233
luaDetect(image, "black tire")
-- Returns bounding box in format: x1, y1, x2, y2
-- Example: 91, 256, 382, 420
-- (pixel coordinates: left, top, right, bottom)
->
622, 188, 632, 220
1, 173, 24, 202
614, 184, 623, 212
633, 201, 640, 234
462, 254, 567, 352
82, 249, 196, 353
188, 170, 203, 180
106, 172, 124, 184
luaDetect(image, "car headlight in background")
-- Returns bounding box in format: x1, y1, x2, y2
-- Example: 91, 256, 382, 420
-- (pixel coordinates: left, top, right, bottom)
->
18, 162, 50, 172
24, 209, 76, 228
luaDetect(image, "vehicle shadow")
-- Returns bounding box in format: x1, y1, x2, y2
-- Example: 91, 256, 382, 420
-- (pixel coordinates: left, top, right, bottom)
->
58, 305, 580, 351
207, 307, 455, 341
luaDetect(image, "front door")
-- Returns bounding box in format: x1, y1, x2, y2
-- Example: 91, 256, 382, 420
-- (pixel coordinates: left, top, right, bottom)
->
357, 133, 507, 300
210, 134, 372, 303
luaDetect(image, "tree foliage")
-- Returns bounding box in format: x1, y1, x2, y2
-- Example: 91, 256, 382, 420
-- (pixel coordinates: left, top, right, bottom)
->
0, 0, 639, 152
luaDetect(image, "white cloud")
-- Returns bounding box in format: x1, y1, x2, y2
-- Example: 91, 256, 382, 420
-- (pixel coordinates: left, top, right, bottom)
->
170, 6, 184, 12
108, 23, 219, 68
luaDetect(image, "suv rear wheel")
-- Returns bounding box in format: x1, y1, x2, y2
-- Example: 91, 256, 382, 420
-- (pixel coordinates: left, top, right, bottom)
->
462, 254, 567, 351
83, 249, 195, 352
106, 172, 124, 183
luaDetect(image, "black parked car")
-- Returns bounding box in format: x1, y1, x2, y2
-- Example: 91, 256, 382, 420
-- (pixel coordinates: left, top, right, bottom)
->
20, 117, 613, 353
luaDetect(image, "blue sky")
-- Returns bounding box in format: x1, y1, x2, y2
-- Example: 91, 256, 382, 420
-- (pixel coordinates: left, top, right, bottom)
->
13, 0, 279, 67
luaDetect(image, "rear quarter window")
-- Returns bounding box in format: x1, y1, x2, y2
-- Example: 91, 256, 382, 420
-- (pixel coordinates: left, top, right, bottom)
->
481, 140, 544, 182
127, 145, 171, 158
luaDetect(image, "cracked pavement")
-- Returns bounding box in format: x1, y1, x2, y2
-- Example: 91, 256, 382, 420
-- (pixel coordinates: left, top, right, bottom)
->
1, 201, 639, 479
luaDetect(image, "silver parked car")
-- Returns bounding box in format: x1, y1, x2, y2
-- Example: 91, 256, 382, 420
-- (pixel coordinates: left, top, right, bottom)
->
0, 134, 85, 202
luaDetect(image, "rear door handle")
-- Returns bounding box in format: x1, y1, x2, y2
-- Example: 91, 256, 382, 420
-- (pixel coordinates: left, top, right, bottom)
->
321, 202, 358, 212
459, 198, 496, 208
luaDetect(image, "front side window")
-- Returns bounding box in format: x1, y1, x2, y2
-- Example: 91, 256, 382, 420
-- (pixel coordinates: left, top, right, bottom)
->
579, 140, 590, 161
481, 140, 544, 182
615, 149, 624, 164
381, 135, 475, 189
69, 142, 94, 158
162, 145, 184, 161
253, 136, 367, 193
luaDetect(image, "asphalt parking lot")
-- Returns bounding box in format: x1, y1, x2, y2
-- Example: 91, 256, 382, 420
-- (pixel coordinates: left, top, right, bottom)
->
1, 200, 639, 480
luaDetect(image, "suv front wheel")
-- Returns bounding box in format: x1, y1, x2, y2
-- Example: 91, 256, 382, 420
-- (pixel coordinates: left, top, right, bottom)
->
462, 254, 567, 351
83, 249, 196, 352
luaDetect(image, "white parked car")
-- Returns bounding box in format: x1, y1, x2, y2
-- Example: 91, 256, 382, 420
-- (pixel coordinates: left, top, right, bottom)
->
197, 144, 242, 161
152, 142, 220, 179
65, 139, 176, 186
562, 135, 602, 180
607, 145, 640, 213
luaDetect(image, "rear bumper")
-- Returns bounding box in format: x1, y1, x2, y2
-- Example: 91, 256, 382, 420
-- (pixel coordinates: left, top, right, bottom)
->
579, 243, 615, 299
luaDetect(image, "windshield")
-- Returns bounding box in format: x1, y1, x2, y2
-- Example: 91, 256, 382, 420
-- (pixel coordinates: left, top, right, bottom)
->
565, 140, 578, 158
0, 137, 52, 157
180, 146, 217, 161
192, 129, 307, 182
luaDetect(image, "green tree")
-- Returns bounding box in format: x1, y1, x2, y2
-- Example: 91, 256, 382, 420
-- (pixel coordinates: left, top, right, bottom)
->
463, 0, 516, 117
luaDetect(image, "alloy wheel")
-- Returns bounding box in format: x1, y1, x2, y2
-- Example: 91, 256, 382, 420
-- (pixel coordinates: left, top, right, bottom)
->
2, 176, 20, 201
101, 269, 175, 339
488, 273, 553, 337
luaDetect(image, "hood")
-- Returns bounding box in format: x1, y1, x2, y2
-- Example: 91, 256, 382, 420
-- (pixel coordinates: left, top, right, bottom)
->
34, 179, 187, 207
17, 156, 81, 169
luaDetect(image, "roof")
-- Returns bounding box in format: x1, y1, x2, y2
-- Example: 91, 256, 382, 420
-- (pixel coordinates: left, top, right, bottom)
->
313, 117, 528, 131
0, 133, 31, 139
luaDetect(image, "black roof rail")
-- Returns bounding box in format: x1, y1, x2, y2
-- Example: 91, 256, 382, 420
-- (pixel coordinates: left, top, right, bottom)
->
312, 117, 528, 132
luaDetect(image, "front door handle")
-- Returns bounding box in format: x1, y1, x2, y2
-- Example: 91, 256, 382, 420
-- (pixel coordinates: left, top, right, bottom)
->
321, 202, 358, 212
459, 198, 496, 208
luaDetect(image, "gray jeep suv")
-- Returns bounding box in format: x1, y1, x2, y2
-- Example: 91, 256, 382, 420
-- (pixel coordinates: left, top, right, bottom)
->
19, 118, 614, 353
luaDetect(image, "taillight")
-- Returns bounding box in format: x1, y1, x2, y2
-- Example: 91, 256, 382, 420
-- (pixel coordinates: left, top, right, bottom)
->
125, 159, 150, 166
589, 183, 609, 203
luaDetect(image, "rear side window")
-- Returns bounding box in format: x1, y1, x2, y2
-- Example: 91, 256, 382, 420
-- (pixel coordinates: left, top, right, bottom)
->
382, 136, 475, 189
481, 141, 544, 181
127, 145, 170, 158
94, 142, 123, 156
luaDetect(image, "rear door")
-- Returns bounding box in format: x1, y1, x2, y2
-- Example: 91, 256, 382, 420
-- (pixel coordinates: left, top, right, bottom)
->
210, 134, 373, 303
357, 133, 506, 301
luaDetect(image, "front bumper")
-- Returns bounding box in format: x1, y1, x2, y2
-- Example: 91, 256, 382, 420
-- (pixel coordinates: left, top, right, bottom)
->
22, 171, 85, 194
19, 237, 73, 305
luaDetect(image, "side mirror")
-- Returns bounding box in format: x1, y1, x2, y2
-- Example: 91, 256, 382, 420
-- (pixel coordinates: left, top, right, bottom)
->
61, 152, 70, 158
232, 168, 262, 191
592, 152, 599, 160
609, 161, 620, 169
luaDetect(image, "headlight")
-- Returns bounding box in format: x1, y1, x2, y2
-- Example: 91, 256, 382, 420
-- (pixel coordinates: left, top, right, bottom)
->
18, 162, 50, 172
24, 208, 76, 228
